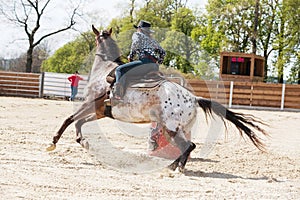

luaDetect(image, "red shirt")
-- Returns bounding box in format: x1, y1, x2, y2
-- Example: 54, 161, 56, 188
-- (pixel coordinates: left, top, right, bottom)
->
68, 74, 83, 87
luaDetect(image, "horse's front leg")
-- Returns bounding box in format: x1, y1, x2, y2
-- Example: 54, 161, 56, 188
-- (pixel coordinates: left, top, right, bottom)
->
75, 113, 97, 149
168, 141, 196, 172
177, 141, 196, 172
75, 95, 109, 149
46, 115, 75, 151
167, 129, 196, 172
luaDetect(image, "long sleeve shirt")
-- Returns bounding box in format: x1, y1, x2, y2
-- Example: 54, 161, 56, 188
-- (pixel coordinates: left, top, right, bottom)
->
68, 74, 83, 87
128, 32, 166, 64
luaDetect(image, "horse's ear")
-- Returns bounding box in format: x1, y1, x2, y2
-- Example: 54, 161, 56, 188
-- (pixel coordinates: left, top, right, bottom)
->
92, 25, 99, 36
108, 27, 112, 35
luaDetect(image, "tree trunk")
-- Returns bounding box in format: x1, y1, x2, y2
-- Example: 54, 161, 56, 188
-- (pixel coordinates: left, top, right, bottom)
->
298, 70, 300, 84
26, 47, 33, 72
277, 12, 285, 84
277, 50, 284, 83
263, 50, 268, 81
252, 0, 259, 54
129, 0, 135, 23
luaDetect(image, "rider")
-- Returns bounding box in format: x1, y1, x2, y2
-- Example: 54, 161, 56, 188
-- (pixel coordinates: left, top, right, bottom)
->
113, 20, 166, 100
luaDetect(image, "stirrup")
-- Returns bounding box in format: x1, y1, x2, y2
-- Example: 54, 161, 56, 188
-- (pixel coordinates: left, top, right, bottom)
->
104, 99, 111, 106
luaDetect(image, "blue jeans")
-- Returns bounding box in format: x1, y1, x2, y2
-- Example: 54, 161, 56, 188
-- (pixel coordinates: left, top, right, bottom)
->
115, 58, 159, 87
70, 86, 78, 100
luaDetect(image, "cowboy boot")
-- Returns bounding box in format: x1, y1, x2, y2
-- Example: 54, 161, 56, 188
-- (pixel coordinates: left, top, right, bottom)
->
113, 83, 124, 100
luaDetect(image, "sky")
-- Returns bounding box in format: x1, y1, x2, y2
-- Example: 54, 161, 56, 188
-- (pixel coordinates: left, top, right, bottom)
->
0, 0, 207, 59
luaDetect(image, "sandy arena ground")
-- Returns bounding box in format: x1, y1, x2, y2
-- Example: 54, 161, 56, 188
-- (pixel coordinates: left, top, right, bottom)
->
0, 96, 299, 199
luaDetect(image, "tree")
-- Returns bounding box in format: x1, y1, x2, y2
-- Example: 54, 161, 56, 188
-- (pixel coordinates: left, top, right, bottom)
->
161, 7, 198, 73
0, 43, 50, 72
252, 0, 259, 54
193, 51, 216, 80
191, 15, 226, 58
136, 0, 188, 26
14, 43, 50, 72
0, 0, 80, 72
258, 0, 279, 80
284, 0, 300, 83
42, 32, 95, 73
271, 0, 300, 83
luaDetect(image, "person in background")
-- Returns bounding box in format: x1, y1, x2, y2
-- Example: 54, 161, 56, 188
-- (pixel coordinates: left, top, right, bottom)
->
68, 71, 83, 101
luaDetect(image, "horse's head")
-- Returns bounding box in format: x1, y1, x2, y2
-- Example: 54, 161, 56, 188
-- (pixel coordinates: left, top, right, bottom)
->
92, 25, 121, 62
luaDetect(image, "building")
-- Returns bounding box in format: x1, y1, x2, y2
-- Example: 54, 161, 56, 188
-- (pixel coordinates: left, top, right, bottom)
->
219, 52, 265, 82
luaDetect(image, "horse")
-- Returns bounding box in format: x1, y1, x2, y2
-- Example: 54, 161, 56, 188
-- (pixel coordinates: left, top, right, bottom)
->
47, 26, 268, 172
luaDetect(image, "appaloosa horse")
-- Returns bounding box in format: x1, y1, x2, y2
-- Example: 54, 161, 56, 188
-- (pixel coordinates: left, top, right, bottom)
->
47, 26, 268, 172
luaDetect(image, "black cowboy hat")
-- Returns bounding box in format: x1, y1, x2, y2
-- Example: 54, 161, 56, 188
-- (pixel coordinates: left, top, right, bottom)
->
133, 20, 154, 33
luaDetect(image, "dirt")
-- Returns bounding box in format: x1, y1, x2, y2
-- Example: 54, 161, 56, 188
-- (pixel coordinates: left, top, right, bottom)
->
0, 96, 299, 199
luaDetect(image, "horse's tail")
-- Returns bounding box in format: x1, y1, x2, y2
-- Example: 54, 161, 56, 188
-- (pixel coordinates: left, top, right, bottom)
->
196, 97, 268, 151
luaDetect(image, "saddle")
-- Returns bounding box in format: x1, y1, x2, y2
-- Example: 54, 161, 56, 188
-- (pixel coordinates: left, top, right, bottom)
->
103, 69, 165, 112
106, 68, 165, 90
129, 71, 165, 89
103, 69, 167, 117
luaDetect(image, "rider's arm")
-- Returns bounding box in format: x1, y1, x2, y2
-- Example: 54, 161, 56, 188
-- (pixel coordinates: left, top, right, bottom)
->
128, 32, 140, 61
156, 44, 166, 64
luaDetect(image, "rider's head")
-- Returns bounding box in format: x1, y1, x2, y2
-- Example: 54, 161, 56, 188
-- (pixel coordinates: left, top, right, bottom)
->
134, 20, 154, 36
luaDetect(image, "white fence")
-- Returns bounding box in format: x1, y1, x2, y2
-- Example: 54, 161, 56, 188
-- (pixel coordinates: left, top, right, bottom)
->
43, 72, 88, 99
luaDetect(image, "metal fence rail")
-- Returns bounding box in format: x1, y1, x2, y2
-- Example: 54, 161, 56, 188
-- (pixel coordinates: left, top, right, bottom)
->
43, 72, 88, 99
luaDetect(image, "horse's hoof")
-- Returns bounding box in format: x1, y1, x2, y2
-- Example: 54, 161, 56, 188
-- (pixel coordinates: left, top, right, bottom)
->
80, 139, 89, 150
168, 161, 179, 171
76, 137, 81, 144
46, 143, 56, 151
178, 165, 185, 173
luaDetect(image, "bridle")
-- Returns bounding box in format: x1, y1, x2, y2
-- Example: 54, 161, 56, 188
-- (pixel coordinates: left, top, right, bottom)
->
95, 52, 108, 61
94, 30, 124, 65
94, 31, 111, 61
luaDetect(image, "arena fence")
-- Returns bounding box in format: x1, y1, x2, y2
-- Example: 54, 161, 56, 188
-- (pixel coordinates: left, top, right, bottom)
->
0, 71, 41, 98
188, 79, 300, 110
43, 72, 88, 99
0, 71, 299, 110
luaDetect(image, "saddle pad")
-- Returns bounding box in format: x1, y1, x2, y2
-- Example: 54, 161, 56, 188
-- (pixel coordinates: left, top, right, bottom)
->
130, 79, 166, 88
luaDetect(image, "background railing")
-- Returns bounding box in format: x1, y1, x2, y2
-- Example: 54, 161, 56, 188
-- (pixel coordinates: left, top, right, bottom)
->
0, 71, 41, 98
1, 71, 299, 110
43, 72, 88, 99
188, 79, 300, 110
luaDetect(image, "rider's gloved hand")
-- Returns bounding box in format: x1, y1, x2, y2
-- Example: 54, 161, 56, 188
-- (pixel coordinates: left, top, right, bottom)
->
157, 58, 163, 64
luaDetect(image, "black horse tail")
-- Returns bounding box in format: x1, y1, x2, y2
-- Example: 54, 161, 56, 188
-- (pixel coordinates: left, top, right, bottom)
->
196, 97, 268, 151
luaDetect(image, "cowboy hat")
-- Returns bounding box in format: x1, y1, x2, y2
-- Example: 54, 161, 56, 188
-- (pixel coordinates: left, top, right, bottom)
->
133, 20, 154, 33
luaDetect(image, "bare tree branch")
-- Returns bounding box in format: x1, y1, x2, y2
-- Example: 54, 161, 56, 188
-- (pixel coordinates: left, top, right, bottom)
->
0, 0, 80, 72
33, 5, 78, 47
